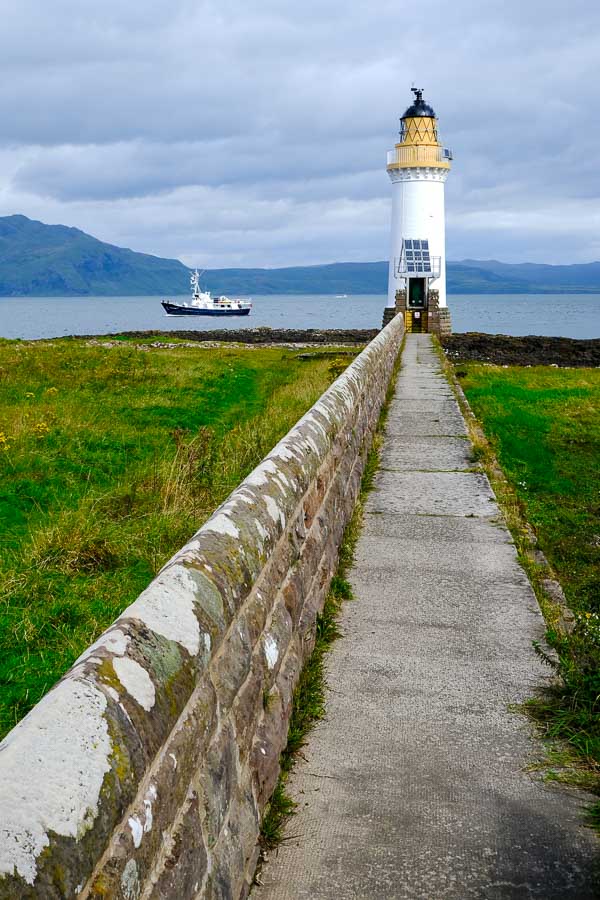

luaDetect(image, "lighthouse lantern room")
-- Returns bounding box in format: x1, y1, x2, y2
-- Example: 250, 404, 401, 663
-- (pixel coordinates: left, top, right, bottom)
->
383, 88, 452, 335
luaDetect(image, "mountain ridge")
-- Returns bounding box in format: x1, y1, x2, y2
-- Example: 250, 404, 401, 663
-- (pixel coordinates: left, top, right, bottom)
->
0, 215, 190, 296
1, 215, 600, 296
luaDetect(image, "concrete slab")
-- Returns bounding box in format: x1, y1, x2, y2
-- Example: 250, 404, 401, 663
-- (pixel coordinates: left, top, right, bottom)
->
255, 334, 598, 900
393, 384, 455, 395
368, 470, 498, 518
394, 379, 454, 398
379, 435, 472, 472
388, 402, 463, 420
362, 510, 514, 545
385, 410, 469, 437
346, 573, 543, 644
354, 532, 526, 583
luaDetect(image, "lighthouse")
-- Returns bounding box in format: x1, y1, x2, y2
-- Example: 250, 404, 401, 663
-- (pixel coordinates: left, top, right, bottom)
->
383, 88, 452, 334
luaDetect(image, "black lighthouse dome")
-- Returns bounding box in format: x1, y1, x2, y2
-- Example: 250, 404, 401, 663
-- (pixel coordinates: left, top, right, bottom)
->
402, 88, 436, 118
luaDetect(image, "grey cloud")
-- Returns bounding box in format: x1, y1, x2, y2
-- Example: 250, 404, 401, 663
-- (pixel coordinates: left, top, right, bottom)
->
12, 135, 385, 201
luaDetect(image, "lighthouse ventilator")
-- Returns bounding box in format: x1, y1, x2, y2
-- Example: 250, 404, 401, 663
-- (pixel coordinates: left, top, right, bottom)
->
383, 88, 453, 335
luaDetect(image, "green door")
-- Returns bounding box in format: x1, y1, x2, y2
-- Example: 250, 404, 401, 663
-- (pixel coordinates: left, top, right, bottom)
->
408, 278, 426, 308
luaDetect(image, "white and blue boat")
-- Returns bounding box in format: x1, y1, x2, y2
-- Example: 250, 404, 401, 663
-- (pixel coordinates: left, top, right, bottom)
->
162, 270, 252, 317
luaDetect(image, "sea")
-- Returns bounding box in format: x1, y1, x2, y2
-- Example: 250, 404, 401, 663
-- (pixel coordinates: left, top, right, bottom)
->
0, 293, 599, 341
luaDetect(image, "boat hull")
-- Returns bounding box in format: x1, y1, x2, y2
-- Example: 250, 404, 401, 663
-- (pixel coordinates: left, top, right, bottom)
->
161, 301, 251, 317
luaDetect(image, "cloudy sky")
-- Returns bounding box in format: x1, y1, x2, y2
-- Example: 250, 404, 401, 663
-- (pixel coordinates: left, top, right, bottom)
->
0, 0, 598, 268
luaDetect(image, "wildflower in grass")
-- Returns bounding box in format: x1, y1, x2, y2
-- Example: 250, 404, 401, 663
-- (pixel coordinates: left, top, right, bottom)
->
25, 391, 34, 399
0, 431, 10, 451
34, 422, 50, 438
574, 611, 600, 648
45, 387, 58, 396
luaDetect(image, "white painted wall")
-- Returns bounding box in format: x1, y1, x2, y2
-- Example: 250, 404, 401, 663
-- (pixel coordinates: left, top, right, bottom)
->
386, 168, 449, 308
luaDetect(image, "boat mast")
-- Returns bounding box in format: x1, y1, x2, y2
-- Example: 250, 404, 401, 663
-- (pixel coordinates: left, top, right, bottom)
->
190, 269, 201, 298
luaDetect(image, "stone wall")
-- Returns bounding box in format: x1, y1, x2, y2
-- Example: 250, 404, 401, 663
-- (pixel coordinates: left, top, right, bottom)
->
0, 315, 404, 900
384, 288, 452, 335
427, 290, 452, 336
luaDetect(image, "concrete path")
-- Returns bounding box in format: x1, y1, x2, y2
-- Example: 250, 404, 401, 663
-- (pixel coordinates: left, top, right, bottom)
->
255, 334, 598, 899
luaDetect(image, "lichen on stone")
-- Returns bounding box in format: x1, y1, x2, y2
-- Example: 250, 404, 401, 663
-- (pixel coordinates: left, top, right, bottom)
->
263, 635, 279, 671
127, 564, 202, 657
112, 657, 156, 712
0, 678, 112, 886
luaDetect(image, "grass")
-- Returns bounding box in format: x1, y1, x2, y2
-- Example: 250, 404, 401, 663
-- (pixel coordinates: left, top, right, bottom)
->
259, 347, 401, 852
451, 360, 600, 821
0, 337, 359, 739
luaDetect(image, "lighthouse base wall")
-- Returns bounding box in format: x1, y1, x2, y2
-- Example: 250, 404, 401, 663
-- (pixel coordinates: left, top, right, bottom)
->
382, 289, 452, 335
435, 307, 452, 336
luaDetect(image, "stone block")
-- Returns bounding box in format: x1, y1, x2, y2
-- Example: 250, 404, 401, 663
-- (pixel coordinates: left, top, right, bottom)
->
250, 688, 289, 811
231, 660, 265, 763
147, 793, 208, 900
197, 721, 241, 849
210, 616, 253, 713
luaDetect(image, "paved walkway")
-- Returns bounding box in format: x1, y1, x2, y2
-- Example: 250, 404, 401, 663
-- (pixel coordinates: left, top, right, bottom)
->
255, 334, 598, 899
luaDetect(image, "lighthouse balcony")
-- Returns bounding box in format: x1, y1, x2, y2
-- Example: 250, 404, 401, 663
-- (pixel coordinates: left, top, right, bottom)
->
387, 146, 452, 169
394, 255, 441, 279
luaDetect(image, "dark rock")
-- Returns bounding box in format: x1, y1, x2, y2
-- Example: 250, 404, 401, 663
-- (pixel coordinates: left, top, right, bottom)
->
441, 333, 600, 367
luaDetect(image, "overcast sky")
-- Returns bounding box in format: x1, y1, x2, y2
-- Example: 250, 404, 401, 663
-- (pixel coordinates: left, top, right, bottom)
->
0, 0, 598, 268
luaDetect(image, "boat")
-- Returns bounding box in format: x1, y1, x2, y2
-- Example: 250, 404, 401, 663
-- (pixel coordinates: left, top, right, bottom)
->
162, 270, 252, 317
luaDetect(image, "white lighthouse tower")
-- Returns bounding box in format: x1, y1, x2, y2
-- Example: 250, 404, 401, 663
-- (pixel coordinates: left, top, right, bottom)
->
383, 88, 452, 334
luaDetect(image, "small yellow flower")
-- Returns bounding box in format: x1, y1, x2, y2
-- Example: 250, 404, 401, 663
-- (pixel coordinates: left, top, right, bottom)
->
34, 421, 50, 438
0, 431, 10, 451
45, 387, 58, 396
25, 392, 34, 399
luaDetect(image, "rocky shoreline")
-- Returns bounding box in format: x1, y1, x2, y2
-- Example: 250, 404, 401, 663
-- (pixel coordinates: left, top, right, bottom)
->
441, 332, 600, 367
75, 327, 379, 345
71, 327, 600, 366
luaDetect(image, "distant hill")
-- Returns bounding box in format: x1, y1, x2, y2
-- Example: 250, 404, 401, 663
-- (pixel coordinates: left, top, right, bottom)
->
1, 215, 600, 296
204, 260, 600, 295
450, 259, 600, 294
200, 262, 387, 296
0, 215, 189, 296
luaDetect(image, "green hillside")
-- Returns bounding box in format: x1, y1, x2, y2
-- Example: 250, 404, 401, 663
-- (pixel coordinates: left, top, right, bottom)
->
0, 215, 189, 296
455, 259, 600, 293
201, 261, 387, 295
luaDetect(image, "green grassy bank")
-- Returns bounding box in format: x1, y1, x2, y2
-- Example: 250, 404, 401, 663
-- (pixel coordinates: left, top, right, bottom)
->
457, 362, 600, 812
0, 338, 356, 739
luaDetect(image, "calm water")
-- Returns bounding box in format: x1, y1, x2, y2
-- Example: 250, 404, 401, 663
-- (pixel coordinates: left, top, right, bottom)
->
0, 293, 599, 340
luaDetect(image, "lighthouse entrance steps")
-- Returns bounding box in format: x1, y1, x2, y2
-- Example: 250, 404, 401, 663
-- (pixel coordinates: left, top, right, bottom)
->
254, 334, 598, 899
